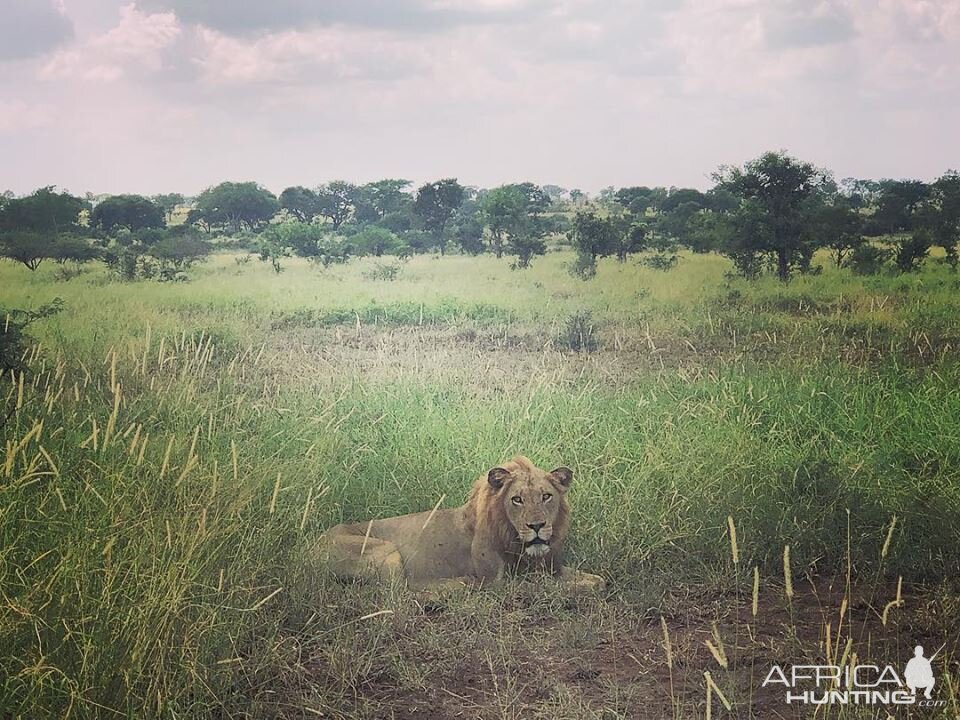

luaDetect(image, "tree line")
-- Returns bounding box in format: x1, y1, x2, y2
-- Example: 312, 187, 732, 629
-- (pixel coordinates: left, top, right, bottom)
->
2, 151, 958, 282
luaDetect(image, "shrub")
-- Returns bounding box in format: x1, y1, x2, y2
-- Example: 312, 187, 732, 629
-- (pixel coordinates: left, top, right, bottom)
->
894, 233, 931, 273
0, 298, 64, 375
846, 244, 891, 275
559, 310, 599, 352
641, 252, 679, 271
362, 262, 402, 281
570, 252, 597, 280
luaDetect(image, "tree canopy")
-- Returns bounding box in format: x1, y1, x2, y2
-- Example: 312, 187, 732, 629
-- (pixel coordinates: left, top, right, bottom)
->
413, 179, 465, 255
91, 195, 166, 234
189, 182, 279, 233
714, 151, 831, 280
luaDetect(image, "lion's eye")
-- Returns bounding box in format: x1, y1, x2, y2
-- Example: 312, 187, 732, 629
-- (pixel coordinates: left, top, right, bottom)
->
511, 496, 523, 505
542, 493, 553, 502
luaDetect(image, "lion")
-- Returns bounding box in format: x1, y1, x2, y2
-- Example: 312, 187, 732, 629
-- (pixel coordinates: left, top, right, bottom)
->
316, 456, 606, 591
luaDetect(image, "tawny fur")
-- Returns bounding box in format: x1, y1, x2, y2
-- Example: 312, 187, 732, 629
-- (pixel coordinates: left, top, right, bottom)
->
315, 455, 602, 591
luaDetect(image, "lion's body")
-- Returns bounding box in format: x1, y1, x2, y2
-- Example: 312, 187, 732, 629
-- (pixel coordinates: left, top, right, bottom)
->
317, 456, 604, 591
323, 508, 476, 582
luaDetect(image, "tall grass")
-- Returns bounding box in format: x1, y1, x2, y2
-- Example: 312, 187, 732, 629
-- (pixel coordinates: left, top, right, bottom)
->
2, 250, 960, 716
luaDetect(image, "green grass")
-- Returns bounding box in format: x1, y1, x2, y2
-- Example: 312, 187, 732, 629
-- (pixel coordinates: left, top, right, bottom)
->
2, 250, 960, 718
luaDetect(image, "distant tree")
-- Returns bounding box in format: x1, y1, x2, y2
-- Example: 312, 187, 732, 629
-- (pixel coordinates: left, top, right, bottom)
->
279, 186, 322, 223
377, 211, 414, 235
147, 228, 212, 271
0, 187, 83, 236
867, 180, 929, 236
922, 170, 960, 269
262, 222, 351, 267
894, 232, 931, 273
414, 178, 465, 255
682, 211, 734, 254
838, 178, 880, 210
478, 182, 551, 267
52, 236, 101, 265
597, 186, 617, 203
714, 151, 831, 281
569, 189, 586, 206
361, 179, 412, 221
315, 181, 360, 230
614, 186, 666, 215
570, 210, 617, 265
0, 233, 62, 271
481, 185, 525, 258
656, 198, 708, 250
567, 210, 645, 277
152, 193, 185, 222
354, 226, 401, 257
811, 199, 864, 267
452, 213, 485, 255
480, 183, 549, 260
0, 187, 85, 270
659, 188, 707, 213
542, 185, 567, 202
91, 195, 166, 234
190, 182, 279, 233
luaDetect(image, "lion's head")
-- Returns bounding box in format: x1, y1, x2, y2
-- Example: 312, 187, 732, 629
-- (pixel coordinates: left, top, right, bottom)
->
467, 455, 572, 561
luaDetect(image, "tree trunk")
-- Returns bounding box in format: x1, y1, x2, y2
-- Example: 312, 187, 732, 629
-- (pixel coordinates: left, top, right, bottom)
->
777, 249, 790, 281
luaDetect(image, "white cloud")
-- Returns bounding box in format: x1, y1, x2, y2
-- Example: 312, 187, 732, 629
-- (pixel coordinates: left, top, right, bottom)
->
40, 3, 180, 81
2, 0, 958, 195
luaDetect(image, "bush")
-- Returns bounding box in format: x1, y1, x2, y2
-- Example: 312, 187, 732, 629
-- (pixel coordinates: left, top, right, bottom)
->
894, 233, 931, 273
570, 252, 597, 280
362, 261, 402, 281
846, 244, 891, 275
147, 232, 212, 271
559, 310, 599, 352
0, 298, 64, 375
641, 252, 679, 271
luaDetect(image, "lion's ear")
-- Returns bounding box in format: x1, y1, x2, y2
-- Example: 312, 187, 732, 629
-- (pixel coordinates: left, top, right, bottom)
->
550, 466, 573, 491
488, 467, 511, 490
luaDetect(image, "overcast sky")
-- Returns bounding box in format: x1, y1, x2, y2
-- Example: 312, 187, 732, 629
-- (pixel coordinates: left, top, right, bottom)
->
1, 0, 958, 196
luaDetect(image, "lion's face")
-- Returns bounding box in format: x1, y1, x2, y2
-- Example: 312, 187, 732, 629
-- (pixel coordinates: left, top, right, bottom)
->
488, 463, 572, 557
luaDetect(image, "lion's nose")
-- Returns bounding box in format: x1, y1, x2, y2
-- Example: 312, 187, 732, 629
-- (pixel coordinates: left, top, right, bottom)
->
527, 522, 546, 533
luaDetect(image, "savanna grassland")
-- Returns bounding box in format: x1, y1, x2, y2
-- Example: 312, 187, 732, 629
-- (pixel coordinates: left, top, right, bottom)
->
2, 249, 960, 719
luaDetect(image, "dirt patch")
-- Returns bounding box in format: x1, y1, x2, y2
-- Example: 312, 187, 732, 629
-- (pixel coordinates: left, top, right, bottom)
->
292, 576, 960, 719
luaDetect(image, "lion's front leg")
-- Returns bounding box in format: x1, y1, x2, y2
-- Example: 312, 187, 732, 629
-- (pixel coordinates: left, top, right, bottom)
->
470, 535, 505, 585
559, 566, 607, 592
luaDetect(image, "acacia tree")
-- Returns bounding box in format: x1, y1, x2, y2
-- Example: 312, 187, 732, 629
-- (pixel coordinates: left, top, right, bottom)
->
714, 151, 830, 281
189, 182, 279, 233
0, 187, 86, 270
152, 193, 185, 223
811, 199, 864, 267
354, 226, 401, 257
480, 185, 523, 258
414, 178, 465, 255
316, 181, 360, 230
358, 179, 412, 222
480, 182, 551, 267
569, 210, 616, 278
91, 195, 166, 234
279, 186, 322, 223
869, 180, 929, 236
